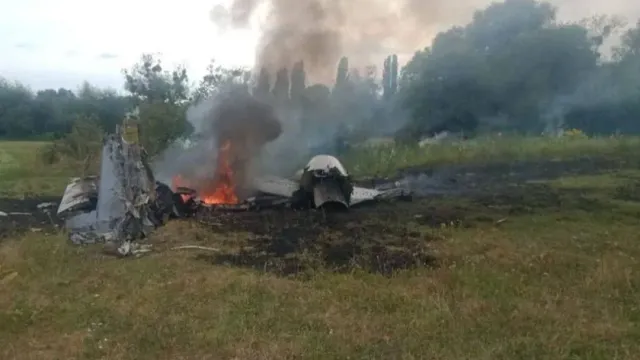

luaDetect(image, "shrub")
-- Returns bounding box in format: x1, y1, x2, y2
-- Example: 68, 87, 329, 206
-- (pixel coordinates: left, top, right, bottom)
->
39, 115, 104, 175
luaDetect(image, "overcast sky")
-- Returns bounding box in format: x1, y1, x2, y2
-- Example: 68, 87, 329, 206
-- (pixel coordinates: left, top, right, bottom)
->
0, 0, 259, 91
1, 0, 638, 92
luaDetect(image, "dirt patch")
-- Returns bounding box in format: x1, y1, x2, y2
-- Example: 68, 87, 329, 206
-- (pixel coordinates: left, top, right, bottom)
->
0, 197, 62, 239
194, 202, 443, 276
389, 157, 632, 197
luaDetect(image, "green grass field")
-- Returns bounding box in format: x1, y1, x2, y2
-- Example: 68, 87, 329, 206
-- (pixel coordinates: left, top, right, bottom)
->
342, 134, 640, 177
1, 137, 640, 359
0, 141, 75, 198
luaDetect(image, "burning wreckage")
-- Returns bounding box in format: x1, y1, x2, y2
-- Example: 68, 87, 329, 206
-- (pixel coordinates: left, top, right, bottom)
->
57, 104, 410, 257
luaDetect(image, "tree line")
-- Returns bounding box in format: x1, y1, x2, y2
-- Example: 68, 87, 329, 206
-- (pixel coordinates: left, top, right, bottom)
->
1, 0, 639, 149
400, 0, 640, 137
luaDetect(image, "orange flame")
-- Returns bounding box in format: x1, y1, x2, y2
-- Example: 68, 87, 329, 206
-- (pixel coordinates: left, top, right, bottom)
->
171, 174, 193, 203
171, 140, 239, 205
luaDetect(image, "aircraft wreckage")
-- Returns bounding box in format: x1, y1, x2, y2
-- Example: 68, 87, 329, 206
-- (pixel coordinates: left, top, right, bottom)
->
56, 122, 411, 257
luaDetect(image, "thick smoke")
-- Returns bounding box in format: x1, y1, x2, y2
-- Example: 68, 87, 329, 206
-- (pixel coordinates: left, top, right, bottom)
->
152, 88, 282, 197
206, 89, 282, 192
211, 0, 640, 81
211, 0, 489, 81
208, 89, 282, 147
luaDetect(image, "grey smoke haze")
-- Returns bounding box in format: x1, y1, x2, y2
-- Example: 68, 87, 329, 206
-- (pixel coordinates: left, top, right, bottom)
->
211, 0, 640, 82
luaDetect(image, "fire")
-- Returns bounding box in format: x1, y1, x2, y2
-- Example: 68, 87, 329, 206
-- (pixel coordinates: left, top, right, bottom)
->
171, 175, 193, 203
200, 140, 239, 204
171, 140, 239, 205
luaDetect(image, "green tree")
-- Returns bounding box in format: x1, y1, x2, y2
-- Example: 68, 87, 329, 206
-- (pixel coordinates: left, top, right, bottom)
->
382, 54, 398, 100
75, 82, 128, 132
253, 67, 271, 100
192, 60, 249, 103
301, 84, 331, 130
565, 19, 640, 134
272, 67, 290, 102
290, 61, 306, 104
0, 79, 35, 138
123, 54, 191, 156
30, 88, 76, 136
400, 0, 601, 135
334, 57, 350, 92
40, 114, 105, 170
135, 102, 189, 156
123, 54, 190, 105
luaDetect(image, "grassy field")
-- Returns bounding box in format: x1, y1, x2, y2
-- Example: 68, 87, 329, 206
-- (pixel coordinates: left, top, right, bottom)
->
343, 134, 640, 178
2, 137, 640, 359
0, 141, 75, 198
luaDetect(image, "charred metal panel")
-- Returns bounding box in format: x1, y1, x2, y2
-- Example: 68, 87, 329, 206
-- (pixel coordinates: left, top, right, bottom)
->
313, 180, 349, 209
301, 155, 354, 208
305, 155, 348, 176
252, 175, 299, 198
351, 186, 381, 205
57, 176, 98, 217
61, 123, 171, 254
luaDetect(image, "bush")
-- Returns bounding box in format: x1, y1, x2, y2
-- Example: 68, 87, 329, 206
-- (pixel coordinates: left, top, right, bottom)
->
39, 115, 104, 175
135, 102, 191, 157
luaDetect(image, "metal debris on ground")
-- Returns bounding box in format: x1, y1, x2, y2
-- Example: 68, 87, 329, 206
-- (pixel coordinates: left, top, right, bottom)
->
252, 155, 412, 209
58, 121, 178, 256
37, 202, 58, 210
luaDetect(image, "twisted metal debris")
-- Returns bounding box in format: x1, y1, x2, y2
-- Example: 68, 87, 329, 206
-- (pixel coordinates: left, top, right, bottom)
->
58, 121, 177, 256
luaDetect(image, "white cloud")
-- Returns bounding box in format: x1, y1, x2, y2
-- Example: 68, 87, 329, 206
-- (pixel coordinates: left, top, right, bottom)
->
0, 0, 258, 90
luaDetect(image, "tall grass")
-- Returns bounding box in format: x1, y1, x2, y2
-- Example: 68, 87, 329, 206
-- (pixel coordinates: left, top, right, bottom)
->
342, 135, 640, 178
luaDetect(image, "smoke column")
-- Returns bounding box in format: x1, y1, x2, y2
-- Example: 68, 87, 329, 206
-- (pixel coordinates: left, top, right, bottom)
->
211, 0, 640, 82
211, 0, 493, 82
